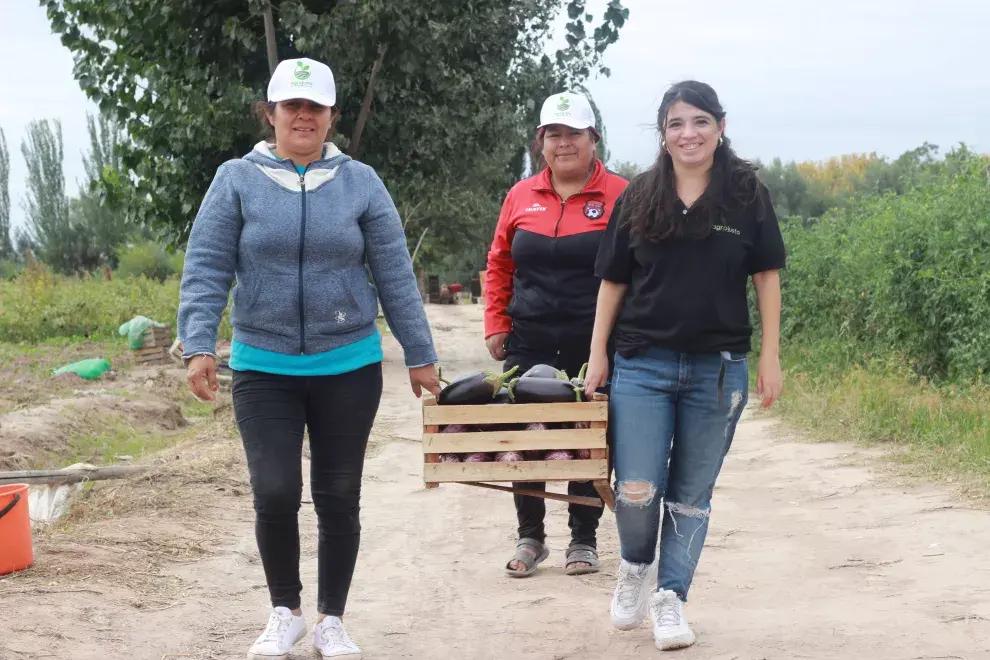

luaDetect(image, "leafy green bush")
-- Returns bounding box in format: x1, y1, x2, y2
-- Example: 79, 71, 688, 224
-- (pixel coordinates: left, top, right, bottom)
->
116, 241, 177, 282
779, 156, 990, 382
0, 259, 21, 280
0, 263, 231, 343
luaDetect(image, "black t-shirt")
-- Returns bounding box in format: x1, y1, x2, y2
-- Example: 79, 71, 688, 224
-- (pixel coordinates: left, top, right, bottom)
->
595, 181, 786, 356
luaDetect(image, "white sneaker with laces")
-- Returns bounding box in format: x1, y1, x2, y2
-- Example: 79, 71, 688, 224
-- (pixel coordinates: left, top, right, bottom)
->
247, 607, 307, 659
313, 616, 362, 659
650, 589, 696, 650
610, 557, 658, 630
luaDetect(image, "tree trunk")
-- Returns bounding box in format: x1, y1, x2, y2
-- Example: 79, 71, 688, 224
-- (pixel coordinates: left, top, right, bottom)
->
348, 43, 389, 157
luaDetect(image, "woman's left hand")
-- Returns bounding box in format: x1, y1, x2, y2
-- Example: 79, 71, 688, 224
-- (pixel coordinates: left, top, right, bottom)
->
756, 353, 782, 408
409, 364, 442, 398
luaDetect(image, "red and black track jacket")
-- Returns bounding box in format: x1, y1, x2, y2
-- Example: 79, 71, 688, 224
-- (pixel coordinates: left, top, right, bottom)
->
484, 159, 630, 339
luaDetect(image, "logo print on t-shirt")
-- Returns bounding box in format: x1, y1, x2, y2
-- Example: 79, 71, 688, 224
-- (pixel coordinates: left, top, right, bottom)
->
583, 200, 605, 220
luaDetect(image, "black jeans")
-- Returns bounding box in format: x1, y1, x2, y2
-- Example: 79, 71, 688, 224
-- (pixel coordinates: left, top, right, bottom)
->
503, 322, 611, 550
231, 363, 383, 616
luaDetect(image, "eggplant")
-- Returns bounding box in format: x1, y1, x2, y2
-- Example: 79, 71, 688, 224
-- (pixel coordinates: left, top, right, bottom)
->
522, 364, 568, 380
509, 375, 582, 404
437, 365, 519, 405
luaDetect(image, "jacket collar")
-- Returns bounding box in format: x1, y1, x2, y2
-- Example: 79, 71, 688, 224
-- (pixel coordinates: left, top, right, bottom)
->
531, 158, 608, 196
244, 141, 350, 170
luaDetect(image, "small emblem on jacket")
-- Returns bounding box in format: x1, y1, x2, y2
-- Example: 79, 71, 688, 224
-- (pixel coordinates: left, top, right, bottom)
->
335, 311, 347, 324
584, 200, 605, 219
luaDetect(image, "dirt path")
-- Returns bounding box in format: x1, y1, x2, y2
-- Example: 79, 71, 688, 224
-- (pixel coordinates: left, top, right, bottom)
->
3, 304, 990, 659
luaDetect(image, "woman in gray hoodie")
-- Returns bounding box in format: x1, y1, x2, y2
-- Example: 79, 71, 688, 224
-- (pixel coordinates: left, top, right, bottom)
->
178, 57, 440, 660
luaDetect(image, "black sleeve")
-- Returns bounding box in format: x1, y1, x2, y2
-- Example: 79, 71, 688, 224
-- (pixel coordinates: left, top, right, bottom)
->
595, 194, 635, 283
747, 183, 787, 274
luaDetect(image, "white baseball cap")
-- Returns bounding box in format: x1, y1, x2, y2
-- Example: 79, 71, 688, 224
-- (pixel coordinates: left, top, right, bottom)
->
538, 92, 597, 131
267, 57, 337, 107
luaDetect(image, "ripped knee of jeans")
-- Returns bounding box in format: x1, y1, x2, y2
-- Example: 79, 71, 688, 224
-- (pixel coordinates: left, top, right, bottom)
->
666, 501, 710, 519
616, 480, 656, 507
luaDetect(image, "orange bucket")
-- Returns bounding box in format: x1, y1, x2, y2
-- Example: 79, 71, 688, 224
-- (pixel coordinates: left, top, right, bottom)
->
0, 484, 33, 575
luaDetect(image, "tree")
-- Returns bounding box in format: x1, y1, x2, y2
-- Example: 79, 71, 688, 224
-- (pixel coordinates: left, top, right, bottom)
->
75, 111, 135, 266
610, 159, 643, 180
21, 119, 80, 272
45, 0, 628, 276
0, 127, 12, 258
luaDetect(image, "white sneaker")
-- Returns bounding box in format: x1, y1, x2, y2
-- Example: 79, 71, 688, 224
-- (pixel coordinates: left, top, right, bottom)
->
313, 616, 362, 659
650, 590, 696, 650
247, 607, 307, 659
610, 557, 658, 630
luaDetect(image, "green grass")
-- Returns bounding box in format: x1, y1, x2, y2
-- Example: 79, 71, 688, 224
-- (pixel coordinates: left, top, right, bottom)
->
52, 425, 181, 469
771, 339, 990, 498
182, 399, 215, 419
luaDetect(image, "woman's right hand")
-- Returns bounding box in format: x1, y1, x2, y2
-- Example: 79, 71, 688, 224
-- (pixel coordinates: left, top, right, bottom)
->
187, 355, 218, 402
583, 350, 609, 398
485, 332, 509, 361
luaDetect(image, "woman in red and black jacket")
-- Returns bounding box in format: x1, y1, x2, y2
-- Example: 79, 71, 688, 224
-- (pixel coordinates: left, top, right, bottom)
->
484, 91, 629, 578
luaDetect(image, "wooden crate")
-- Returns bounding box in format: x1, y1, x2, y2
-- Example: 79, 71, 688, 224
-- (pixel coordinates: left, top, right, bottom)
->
422, 393, 614, 510
139, 325, 173, 348
135, 325, 173, 365
135, 346, 170, 365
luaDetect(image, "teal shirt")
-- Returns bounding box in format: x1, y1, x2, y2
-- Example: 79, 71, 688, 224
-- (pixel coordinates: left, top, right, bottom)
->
228, 159, 384, 376
229, 331, 383, 376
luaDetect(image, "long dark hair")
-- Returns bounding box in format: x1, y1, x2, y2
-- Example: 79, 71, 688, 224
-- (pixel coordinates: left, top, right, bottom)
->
622, 80, 762, 242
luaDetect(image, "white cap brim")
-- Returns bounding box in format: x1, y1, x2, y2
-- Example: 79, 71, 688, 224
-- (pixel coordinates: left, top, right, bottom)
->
538, 117, 594, 130
268, 89, 337, 107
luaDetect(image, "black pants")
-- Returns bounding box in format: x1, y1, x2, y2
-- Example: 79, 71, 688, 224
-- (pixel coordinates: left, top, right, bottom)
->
503, 323, 611, 549
231, 363, 383, 616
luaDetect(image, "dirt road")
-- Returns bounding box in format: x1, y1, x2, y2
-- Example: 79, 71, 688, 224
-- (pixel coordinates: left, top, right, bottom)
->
2, 304, 990, 659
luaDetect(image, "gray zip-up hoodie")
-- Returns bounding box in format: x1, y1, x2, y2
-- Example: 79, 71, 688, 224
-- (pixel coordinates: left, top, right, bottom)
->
177, 141, 437, 368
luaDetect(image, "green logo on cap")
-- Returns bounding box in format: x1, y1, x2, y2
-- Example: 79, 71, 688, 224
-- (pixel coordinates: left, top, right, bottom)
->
294, 62, 311, 81
556, 96, 570, 112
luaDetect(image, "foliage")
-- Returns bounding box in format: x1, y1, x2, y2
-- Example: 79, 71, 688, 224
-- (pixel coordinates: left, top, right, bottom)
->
78, 112, 137, 267
777, 149, 990, 382
0, 258, 20, 280
116, 240, 183, 282
757, 142, 988, 223
44, 0, 628, 275
20, 119, 74, 270
609, 159, 643, 180
0, 127, 11, 258
15, 113, 134, 274
0, 262, 228, 343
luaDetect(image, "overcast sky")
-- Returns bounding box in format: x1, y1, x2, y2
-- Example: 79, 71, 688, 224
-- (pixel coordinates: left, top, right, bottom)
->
1, 0, 987, 232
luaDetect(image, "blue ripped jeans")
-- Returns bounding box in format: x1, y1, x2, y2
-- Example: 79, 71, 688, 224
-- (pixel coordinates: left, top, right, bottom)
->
610, 346, 749, 601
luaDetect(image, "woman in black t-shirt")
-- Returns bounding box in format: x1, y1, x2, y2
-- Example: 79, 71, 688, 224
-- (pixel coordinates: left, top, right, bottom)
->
583, 80, 786, 651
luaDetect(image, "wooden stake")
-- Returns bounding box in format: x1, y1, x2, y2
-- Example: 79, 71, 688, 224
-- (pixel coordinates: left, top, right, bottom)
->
0, 465, 148, 486
458, 481, 604, 508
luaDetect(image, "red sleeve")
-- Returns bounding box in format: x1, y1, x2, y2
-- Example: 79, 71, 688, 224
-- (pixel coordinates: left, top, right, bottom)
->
484, 191, 518, 338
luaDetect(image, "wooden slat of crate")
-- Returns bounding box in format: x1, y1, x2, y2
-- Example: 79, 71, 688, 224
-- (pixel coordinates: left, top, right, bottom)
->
422, 400, 607, 426
424, 459, 607, 483
423, 428, 605, 454
140, 327, 173, 348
